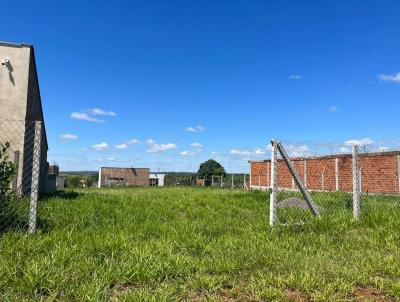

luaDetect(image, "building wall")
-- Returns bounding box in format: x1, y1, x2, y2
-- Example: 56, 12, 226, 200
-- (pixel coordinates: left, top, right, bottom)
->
0, 42, 49, 194
250, 152, 400, 194
149, 173, 165, 186
0, 43, 30, 121
99, 167, 150, 187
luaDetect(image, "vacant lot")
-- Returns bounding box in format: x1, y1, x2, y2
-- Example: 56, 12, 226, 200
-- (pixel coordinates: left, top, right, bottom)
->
0, 187, 399, 301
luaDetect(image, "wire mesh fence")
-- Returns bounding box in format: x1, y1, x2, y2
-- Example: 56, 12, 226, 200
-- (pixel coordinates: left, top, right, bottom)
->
0, 120, 43, 234
163, 173, 250, 189
259, 139, 400, 225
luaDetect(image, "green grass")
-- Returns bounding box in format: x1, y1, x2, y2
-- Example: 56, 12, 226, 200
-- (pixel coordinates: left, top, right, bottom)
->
0, 187, 399, 301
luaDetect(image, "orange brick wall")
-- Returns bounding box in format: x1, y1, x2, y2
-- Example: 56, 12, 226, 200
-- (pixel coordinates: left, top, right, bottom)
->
250, 153, 400, 194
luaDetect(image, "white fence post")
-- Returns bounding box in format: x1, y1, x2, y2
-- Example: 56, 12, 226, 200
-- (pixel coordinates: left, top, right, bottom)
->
303, 159, 307, 188
28, 121, 42, 234
352, 145, 361, 219
231, 174, 234, 189
321, 168, 325, 191
397, 155, 400, 194
269, 140, 278, 226
258, 173, 261, 190
335, 158, 339, 191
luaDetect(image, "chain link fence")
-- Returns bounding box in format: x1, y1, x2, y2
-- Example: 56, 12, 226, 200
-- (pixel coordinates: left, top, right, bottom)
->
163, 173, 250, 189
0, 120, 43, 234
261, 139, 400, 225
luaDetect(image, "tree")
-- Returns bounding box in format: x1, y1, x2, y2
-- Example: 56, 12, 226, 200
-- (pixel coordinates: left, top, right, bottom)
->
197, 159, 226, 180
66, 175, 80, 188
0, 143, 16, 226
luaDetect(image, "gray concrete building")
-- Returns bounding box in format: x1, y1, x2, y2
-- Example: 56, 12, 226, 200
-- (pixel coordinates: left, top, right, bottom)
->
0, 41, 51, 194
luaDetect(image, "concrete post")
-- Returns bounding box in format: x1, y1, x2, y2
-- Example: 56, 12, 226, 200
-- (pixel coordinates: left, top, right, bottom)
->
231, 174, 234, 189
352, 145, 361, 220
321, 168, 325, 191
335, 158, 339, 191
303, 159, 307, 188
269, 141, 278, 226
28, 121, 42, 234
258, 173, 261, 190
98, 168, 102, 188
398, 155, 400, 194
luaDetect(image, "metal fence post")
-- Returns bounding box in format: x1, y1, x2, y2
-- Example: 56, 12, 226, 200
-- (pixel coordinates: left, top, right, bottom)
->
269, 140, 278, 226
352, 145, 361, 220
28, 121, 42, 234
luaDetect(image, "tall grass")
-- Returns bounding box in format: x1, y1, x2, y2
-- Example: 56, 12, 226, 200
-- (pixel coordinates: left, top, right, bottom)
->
0, 187, 399, 301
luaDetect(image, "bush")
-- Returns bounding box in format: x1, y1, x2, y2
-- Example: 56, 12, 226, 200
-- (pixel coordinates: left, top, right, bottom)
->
0, 143, 16, 226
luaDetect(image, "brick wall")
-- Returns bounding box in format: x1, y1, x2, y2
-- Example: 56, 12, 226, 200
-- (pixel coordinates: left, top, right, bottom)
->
250, 152, 400, 194
99, 167, 150, 187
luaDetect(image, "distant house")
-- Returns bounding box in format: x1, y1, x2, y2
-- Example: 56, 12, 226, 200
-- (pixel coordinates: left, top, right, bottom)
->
0, 41, 50, 194
98, 167, 150, 188
149, 172, 165, 187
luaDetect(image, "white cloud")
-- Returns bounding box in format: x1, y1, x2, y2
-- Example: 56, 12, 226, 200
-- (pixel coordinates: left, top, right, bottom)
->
92, 142, 109, 151
190, 142, 203, 149
377, 146, 389, 152
329, 106, 339, 113
345, 138, 374, 146
340, 146, 351, 153
115, 138, 141, 149
286, 144, 311, 157
289, 74, 302, 80
59, 133, 78, 140
126, 138, 141, 145
115, 144, 129, 149
180, 150, 195, 156
254, 148, 266, 155
147, 139, 177, 153
377, 72, 400, 83
87, 108, 117, 116
185, 126, 205, 133
230, 149, 251, 156
70, 112, 104, 123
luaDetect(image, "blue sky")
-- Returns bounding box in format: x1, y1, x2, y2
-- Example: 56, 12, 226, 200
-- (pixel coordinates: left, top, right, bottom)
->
2, 0, 400, 172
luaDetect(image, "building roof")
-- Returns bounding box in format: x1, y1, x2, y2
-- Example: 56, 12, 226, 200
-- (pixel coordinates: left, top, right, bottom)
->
0, 41, 33, 48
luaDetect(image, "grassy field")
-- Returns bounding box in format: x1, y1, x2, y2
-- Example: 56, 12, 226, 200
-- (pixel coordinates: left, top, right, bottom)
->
0, 187, 399, 301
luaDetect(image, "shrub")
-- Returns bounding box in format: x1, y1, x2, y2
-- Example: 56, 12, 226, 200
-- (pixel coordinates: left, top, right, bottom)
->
0, 143, 16, 226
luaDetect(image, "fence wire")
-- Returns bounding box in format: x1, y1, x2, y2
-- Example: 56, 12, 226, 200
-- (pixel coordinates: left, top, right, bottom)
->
256, 139, 400, 225
0, 120, 43, 234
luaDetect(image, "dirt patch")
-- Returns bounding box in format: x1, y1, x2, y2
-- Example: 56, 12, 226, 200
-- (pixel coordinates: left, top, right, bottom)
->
278, 198, 312, 210
183, 290, 259, 302
354, 287, 395, 302
110, 283, 134, 301
285, 289, 309, 302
